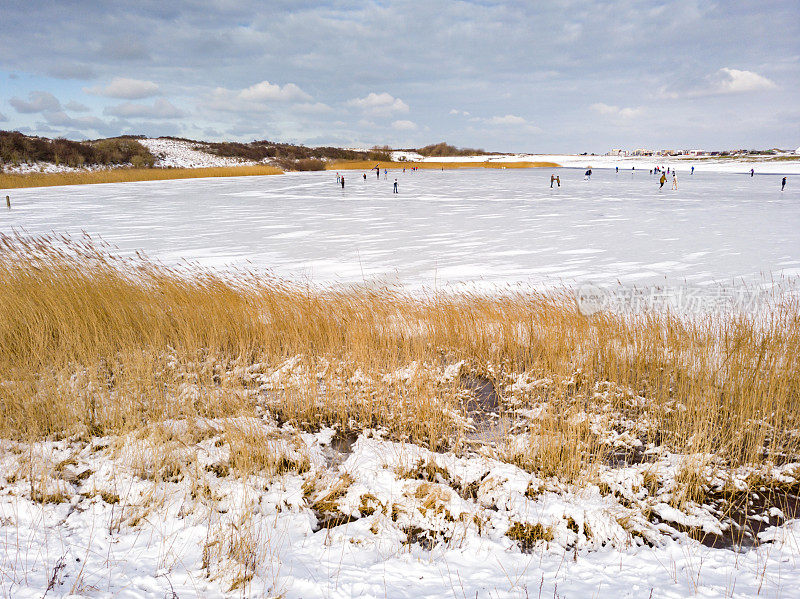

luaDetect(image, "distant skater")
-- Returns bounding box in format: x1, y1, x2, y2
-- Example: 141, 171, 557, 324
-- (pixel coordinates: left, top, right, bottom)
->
341, 175, 345, 189
584, 168, 592, 180
363, 173, 367, 181
393, 178, 398, 193
782, 177, 787, 191
751, 168, 754, 177
672, 173, 678, 190
550, 174, 556, 188
659, 172, 667, 189
5, 195, 9, 209
616, 166, 619, 173
691, 166, 694, 175
336, 172, 340, 183
384, 169, 388, 180
556, 176, 561, 187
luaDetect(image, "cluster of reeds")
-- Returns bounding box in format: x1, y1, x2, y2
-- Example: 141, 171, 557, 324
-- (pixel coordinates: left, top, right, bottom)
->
1, 233, 798, 483
0, 164, 283, 189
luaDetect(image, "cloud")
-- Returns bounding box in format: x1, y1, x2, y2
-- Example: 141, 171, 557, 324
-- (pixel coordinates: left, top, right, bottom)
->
712, 68, 777, 94
104, 98, 185, 119
239, 81, 311, 102
10, 91, 62, 113
86, 77, 161, 99
590, 103, 643, 119
64, 100, 91, 112
47, 63, 96, 80
42, 111, 111, 132
449, 109, 470, 116
347, 92, 409, 117
294, 102, 333, 114
99, 37, 150, 61
391, 120, 417, 131
204, 81, 316, 115
486, 114, 528, 126
661, 67, 778, 99
0, 112, 7, 122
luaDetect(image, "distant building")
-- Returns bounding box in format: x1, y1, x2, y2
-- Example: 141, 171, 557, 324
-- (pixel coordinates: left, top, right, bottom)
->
632, 148, 653, 156
607, 148, 627, 156
686, 149, 706, 156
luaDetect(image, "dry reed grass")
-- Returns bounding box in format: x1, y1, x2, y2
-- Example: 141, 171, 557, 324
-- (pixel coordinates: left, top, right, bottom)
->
1, 233, 798, 483
0, 165, 283, 189
326, 160, 560, 170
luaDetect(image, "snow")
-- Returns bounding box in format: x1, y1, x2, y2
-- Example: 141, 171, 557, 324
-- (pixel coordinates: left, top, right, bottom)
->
0, 161, 117, 175
3, 167, 800, 596
414, 152, 800, 174
137, 138, 257, 168
391, 150, 424, 162
3, 168, 799, 293
418, 153, 800, 175
3, 424, 800, 599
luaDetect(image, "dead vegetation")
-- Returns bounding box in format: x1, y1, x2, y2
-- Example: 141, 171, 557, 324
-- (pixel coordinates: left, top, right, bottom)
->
0, 231, 798, 488
0, 164, 283, 189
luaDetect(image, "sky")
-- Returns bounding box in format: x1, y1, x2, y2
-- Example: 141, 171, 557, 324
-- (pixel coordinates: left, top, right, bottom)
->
0, 0, 798, 153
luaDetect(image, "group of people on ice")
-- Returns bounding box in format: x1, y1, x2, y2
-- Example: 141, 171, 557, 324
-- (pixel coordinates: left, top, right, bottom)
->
335, 167, 398, 193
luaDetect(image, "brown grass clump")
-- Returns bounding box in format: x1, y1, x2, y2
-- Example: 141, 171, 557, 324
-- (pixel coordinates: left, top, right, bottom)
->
507, 522, 554, 551
0, 165, 282, 189
326, 160, 560, 170
0, 233, 799, 484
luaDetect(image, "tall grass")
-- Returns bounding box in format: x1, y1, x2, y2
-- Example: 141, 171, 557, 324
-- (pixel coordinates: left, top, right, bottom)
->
1, 234, 798, 481
0, 165, 283, 189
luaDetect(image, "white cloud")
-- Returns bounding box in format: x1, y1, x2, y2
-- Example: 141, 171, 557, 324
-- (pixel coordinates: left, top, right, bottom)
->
239, 81, 311, 102
712, 68, 777, 94
42, 111, 110, 133
590, 103, 643, 118
346, 92, 409, 116
104, 98, 185, 119
0, 111, 7, 122
486, 114, 528, 126
10, 91, 61, 113
86, 77, 160, 99
660, 67, 778, 99
294, 102, 333, 114
204, 81, 315, 114
391, 120, 417, 131
64, 100, 91, 112
449, 109, 470, 116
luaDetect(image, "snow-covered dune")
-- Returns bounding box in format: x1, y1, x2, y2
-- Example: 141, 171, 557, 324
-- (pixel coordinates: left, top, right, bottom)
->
138, 138, 258, 169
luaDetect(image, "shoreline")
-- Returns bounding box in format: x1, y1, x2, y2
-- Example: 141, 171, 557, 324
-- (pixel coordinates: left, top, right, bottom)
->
326, 159, 561, 170
0, 164, 284, 190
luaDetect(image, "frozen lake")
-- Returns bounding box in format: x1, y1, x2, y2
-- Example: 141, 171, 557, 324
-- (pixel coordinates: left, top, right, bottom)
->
2, 168, 798, 290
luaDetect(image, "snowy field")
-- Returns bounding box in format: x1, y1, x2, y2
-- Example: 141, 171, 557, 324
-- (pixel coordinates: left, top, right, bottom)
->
3, 168, 800, 599
2, 167, 799, 293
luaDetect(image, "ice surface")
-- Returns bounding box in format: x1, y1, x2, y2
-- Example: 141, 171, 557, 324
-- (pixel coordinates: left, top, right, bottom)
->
2, 168, 798, 291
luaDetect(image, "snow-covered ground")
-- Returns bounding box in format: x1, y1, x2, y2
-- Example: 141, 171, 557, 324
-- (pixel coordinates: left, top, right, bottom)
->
416, 153, 800, 175
3, 168, 799, 292
138, 138, 258, 168
4, 355, 800, 599
3, 169, 800, 597
0, 161, 117, 175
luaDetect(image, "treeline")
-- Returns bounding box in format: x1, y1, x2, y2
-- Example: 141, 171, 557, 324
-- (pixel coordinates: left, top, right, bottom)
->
415, 142, 489, 157
199, 140, 392, 167
0, 131, 156, 168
